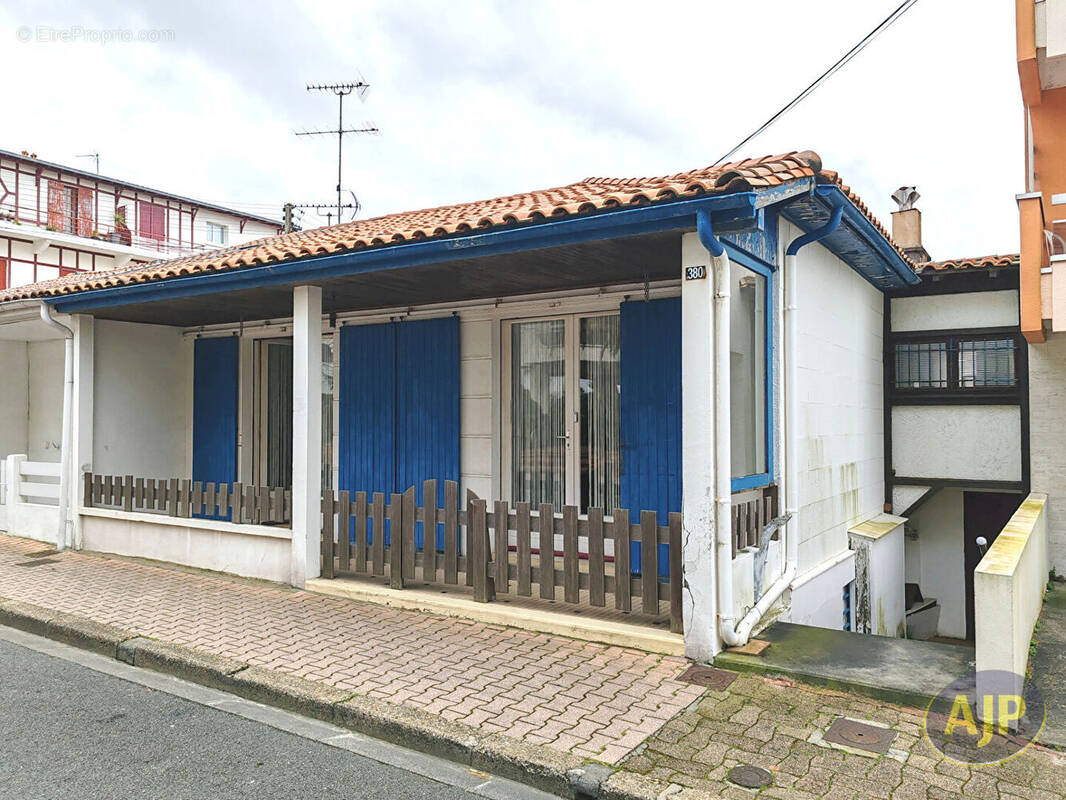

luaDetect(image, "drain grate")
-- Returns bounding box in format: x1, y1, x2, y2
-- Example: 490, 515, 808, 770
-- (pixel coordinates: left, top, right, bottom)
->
14, 558, 61, 567
677, 665, 738, 690
728, 765, 772, 788
824, 717, 898, 755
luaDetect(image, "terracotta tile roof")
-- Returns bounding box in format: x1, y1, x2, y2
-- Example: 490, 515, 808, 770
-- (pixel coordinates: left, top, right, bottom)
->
917, 254, 1019, 272
0, 150, 912, 304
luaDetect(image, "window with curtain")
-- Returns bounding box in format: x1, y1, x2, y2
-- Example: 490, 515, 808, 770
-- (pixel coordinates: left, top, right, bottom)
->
580, 316, 620, 513
511, 320, 566, 508
730, 262, 767, 479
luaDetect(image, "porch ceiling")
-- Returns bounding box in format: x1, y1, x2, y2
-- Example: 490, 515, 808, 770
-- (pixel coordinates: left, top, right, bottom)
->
83, 231, 681, 326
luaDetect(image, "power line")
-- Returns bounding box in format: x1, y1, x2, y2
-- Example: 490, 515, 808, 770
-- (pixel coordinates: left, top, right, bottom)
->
712, 0, 919, 166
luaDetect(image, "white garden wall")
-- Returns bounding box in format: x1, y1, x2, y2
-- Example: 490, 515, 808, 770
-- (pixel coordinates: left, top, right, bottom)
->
890, 290, 1019, 332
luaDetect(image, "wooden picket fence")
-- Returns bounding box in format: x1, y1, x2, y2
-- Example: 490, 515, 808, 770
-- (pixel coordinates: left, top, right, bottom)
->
82, 472, 292, 525
320, 479, 684, 633
731, 485, 779, 556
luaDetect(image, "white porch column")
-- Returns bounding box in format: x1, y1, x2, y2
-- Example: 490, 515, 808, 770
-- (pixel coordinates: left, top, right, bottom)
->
70, 314, 93, 550
291, 285, 323, 587
680, 232, 721, 660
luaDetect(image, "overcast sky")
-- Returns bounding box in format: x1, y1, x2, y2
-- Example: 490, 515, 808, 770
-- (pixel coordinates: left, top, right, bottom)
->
1, 1, 1020, 260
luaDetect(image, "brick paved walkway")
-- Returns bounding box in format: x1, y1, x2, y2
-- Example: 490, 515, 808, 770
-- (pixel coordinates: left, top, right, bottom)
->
622, 672, 1066, 799
0, 534, 701, 765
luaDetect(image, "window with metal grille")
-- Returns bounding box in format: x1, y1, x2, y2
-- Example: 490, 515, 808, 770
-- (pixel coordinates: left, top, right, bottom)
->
895, 342, 948, 388
958, 339, 1016, 387
893, 334, 1019, 395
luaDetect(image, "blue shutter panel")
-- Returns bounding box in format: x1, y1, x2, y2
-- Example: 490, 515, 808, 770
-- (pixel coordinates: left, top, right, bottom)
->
395, 317, 460, 549
620, 298, 682, 575
339, 322, 397, 498
192, 336, 239, 519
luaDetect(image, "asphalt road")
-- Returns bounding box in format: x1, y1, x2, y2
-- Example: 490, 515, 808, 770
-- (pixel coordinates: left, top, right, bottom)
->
0, 631, 547, 800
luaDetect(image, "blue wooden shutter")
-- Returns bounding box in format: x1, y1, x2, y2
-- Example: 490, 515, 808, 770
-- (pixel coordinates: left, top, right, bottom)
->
339, 323, 397, 546
395, 317, 460, 549
192, 336, 239, 520
619, 297, 681, 575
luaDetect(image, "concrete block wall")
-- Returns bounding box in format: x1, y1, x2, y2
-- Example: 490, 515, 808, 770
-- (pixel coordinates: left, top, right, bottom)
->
1029, 335, 1066, 573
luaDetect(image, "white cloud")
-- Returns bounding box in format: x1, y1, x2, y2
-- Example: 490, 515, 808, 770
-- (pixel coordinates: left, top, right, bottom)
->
1, 0, 1022, 257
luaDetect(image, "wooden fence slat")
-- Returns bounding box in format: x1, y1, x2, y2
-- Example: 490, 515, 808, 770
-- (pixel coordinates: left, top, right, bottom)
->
191, 481, 203, 517
471, 498, 491, 602
181, 480, 193, 518
389, 493, 404, 589
93, 474, 103, 505
422, 479, 437, 582
515, 501, 531, 597
443, 481, 458, 585
122, 475, 134, 512
587, 507, 605, 607
669, 512, 683, 634
355, 491, 368, 573
229, 482, 241, 523
83, 472, 93, 509
641, 510, 658, 616
371, 492, 385, 576
217, 483, 229, 521
402, 486, 416, 581
538, 503, 555, 600
494, 500, 509, 594
243, 484, 255, 525
257, 486, 269, 525
134, 477, 146, 510
166, 478, 178, 516
321, 489, 335, 579
201, 481, 213, 518
337, 490, 351, 572
614, 508, 631, 611
563, 505, 579, 604
146, 478, 157, 510
271, 487, 285, 523
102, 475, 113, 506
465, 490, 478, 587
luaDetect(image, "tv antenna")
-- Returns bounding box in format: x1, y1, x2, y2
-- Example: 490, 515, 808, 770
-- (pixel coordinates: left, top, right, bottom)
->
296, 79, 378, 224
285, 193, 362, 230
76, 152, 100, 174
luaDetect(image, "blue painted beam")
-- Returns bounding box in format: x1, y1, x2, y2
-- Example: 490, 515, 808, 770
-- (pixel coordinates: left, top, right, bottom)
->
48, 193, 759, 313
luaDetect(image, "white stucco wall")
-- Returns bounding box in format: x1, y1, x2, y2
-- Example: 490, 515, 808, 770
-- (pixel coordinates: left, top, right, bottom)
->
93, 320, 190, 477
905, 488, 967, 639
790, 225, 886, 573
0, 341, 29, 458
1029, 336, 1066, 573
789, 552, 855, 630
26, 339, 64, 462
892, 405, 1022, 482
890, 290, 1019, 332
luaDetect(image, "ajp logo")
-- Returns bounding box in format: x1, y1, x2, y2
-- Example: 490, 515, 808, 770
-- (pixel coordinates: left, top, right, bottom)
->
923, 670, 1046, 766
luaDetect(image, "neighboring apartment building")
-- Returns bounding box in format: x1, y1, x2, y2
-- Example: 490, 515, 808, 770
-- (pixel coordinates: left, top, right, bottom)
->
0, 149, 284, 290
1016, 0, 1066, 575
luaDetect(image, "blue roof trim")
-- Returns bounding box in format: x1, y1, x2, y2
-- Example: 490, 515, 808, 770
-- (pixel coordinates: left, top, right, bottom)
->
47, 192, 759, 313
781, 184, 919, 290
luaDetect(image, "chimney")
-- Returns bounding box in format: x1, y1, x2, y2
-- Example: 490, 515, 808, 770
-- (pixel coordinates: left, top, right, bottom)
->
890, 186, 930, 263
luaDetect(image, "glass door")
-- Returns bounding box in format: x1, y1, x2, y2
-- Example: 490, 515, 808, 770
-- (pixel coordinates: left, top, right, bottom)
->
507, 313, 620, 513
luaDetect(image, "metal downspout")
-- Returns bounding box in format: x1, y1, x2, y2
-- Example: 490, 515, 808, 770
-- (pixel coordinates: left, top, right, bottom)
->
39, 303, 74, 551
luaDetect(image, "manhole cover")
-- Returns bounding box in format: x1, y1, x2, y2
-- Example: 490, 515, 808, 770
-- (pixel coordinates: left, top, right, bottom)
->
26, 549, 58, 558
824, 717, 898, 754
677, 665, 738, 690
728, 765, 772, 788
14, 558, 60, 567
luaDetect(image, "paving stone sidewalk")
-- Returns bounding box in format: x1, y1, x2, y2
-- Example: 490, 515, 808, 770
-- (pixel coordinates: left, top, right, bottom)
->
0, 534, 701, 765
621, 672, 1066, 800
3, 532, 1065, 799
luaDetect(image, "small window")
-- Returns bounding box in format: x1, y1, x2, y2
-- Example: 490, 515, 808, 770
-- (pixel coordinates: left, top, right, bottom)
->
893, 335, 1018, 394
205, 222, 228, 246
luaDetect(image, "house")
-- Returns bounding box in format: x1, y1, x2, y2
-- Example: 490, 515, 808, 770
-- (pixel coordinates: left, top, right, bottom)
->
0, 148, 284, 291
0, 150, 934, 661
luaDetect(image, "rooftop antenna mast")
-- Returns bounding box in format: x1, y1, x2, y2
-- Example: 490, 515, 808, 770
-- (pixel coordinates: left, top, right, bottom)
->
75, 152, 100, 174
297, 79, 378, 224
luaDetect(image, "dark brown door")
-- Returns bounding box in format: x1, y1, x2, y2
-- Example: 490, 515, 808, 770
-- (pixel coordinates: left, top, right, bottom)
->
963, 491, 1023, 640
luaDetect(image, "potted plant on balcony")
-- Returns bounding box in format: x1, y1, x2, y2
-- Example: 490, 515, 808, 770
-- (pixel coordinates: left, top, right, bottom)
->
109, 210, 132, 245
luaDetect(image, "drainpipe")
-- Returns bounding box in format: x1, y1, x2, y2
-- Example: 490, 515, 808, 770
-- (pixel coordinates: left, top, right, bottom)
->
39, 303, 74, 551
697, 204, 843, 649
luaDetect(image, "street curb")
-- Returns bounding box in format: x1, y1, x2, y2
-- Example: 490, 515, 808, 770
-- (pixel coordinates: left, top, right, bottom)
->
0, 597, 669, 800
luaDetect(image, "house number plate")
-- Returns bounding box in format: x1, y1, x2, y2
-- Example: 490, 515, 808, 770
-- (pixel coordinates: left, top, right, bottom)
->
685, 265, 707, 280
